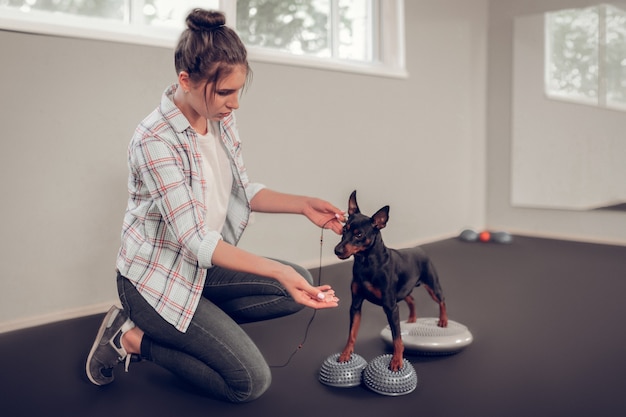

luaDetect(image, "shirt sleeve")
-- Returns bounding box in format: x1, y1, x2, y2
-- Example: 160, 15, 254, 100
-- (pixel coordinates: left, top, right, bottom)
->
130, 133, 219, 269
245, 182, 266, 202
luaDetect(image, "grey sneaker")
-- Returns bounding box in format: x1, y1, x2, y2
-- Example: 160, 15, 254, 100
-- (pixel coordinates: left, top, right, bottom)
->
86, 306, 135, 386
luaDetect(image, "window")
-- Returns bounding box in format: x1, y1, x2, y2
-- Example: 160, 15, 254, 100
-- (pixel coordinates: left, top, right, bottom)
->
0, 0, 220, 44
0, 0, 405, 77
545, 4, 626, 110
236, 0, 405, 77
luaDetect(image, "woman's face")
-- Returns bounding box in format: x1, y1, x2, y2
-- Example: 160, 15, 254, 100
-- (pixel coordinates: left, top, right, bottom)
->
189, 64, 247, 122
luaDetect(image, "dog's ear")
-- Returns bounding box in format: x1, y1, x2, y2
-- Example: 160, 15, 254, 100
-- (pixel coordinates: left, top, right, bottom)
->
372, 206, 389, 229
348, 190, 360, 215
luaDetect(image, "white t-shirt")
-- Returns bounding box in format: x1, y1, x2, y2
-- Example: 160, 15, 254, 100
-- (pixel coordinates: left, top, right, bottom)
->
196, 121, 232, 234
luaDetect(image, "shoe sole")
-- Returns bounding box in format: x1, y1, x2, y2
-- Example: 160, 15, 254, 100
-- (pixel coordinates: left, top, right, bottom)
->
85, 306, 121, 385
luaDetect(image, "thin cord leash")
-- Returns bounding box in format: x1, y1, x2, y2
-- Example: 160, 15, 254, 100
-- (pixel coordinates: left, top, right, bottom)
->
270, 218, 334, 368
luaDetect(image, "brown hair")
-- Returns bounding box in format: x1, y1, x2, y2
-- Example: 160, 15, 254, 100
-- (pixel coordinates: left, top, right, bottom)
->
174, 9, 251, 95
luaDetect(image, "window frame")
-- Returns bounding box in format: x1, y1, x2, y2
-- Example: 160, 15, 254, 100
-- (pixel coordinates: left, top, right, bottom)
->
0, 0, 406, 79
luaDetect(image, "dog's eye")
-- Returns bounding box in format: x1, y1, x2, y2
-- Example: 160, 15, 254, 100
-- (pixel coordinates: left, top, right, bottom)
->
354, 232, 364, 239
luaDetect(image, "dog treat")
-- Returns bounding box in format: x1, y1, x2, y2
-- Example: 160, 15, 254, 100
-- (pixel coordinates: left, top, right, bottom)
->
317, 292, 339, 303
335, 212, 348, 222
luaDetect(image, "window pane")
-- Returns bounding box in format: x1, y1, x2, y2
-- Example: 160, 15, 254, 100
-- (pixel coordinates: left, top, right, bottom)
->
337, 0, 373, 61
237, 0, 331, 57
605, 5, 626, 108
142, 0, 220, 29
546, 7, 599, 103
236, 0, 375, 62
1, 0, 127, 21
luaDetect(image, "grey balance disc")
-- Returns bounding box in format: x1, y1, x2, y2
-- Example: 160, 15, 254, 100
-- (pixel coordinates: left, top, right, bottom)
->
362, 354, 418, 396
380, 318, 473, 355
319, 353, 368, 388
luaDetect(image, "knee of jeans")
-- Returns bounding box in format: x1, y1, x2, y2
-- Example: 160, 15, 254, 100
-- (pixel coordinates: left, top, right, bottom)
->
287, 300, 306, 315
229, 364, 272, 403
274, 294, 305, 318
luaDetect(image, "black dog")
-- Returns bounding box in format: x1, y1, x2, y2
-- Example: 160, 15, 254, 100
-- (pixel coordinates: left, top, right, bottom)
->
334, 191, 448, 371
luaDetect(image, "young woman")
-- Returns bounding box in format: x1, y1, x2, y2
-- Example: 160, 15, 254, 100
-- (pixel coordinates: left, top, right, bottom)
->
86, 8, 343, 403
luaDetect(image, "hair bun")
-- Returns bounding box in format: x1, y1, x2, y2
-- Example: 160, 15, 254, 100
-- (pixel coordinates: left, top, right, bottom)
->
186, 8, 226, 31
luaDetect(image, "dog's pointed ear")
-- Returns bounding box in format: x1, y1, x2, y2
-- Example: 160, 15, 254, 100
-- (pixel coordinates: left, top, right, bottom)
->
372, 206, 389, 229
348, 190, 360, 215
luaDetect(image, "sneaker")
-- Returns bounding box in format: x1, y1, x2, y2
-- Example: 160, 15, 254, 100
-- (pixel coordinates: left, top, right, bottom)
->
86, 306, 135, 386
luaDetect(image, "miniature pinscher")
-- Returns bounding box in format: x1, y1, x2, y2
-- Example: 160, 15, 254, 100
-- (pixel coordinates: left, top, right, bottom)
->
334, 190, 448, 371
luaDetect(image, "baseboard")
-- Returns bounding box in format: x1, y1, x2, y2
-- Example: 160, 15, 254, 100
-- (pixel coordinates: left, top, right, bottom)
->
503, 228, 626, 247
0, 301, 119, 335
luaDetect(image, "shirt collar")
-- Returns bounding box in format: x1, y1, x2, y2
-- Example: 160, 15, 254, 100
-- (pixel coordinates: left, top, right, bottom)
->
160, 84, 192, 134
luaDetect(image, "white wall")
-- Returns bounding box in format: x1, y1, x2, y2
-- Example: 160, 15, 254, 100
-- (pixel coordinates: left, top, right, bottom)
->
0, 0, 488, 331
486, 0, 626, 243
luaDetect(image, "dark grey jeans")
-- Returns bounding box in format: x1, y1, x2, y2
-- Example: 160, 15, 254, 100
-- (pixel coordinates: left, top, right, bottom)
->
117, 261, 312, 403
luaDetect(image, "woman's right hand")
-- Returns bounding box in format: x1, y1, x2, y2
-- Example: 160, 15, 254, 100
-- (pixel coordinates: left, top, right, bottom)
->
276, 266, 339, 309
211, 241, 339, 309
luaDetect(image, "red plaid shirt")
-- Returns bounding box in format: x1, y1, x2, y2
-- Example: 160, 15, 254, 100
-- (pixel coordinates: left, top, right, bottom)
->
116, 85, 264, 332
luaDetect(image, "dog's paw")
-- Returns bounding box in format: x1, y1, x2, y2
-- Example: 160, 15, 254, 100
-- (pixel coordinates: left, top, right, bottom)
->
338, 350, 353, 363
389, 355, 404, 372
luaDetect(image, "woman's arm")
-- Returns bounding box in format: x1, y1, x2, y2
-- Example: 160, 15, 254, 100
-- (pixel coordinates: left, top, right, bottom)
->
211, 188, 345, 308
210, 240, 339, 309
250, 189, 345, 234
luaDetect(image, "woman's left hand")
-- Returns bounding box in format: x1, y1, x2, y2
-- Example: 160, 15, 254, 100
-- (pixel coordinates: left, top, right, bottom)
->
302, 198, 345, 234
249, 190, 346, 234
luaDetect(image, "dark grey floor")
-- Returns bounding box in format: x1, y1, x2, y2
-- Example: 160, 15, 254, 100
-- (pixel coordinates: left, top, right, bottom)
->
1, 236, 625, 417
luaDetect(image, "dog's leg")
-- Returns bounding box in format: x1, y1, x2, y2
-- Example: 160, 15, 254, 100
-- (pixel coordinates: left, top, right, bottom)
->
338, 311, 361, 363
423, 284, 448, 327
404, 294, 416, 323
384, 303, 405, 371
421, 258, 448, 327
339, 288, 364, 363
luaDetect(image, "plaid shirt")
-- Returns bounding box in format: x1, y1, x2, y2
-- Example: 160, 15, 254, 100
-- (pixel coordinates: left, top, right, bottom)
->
116, 85, 265, 332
